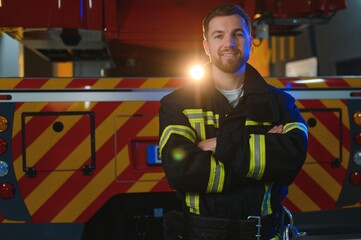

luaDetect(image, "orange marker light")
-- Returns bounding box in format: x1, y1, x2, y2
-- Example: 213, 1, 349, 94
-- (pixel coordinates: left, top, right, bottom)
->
353, 111, 361, 125
0, 116, 8, 133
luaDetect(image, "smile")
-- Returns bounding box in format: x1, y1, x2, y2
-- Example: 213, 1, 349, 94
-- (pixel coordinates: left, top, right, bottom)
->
221, 52, 239, 57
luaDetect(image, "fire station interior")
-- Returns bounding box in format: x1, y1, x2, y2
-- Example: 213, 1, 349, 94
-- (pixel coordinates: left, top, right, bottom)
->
1, 0, 361, 78
1, 0, 361, 240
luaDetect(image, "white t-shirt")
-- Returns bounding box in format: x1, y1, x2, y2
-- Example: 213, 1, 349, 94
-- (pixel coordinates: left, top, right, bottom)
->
217, 85, 244, 108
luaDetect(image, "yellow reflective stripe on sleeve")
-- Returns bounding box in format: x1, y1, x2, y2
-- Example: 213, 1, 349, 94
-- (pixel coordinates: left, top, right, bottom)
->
159, 125, 196, 155
218, 161, 225, 192
183, 109, 204, 124
205, 111, 219, 128
247, 134, 266, 180
206, 155, 225, 193
245, 120, 272, 126
199, 122, 206, 141
183, 109, 219, 128
261, 183, 273, 216
185, 192, 200, 215
283, 122, 308, 138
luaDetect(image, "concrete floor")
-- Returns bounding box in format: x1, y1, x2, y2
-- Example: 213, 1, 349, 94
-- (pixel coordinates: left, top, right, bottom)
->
303, 234, 361, 240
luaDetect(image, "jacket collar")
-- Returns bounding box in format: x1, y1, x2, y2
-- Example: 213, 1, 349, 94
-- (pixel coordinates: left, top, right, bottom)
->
241, 64, 279, 121
243, 63, 270, 97
200, 63, 279, 122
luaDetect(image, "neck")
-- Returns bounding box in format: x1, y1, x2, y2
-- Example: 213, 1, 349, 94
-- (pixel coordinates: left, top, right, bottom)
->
211, 64, 246, 90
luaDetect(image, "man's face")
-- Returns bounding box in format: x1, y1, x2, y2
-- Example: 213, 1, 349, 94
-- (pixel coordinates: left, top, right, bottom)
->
203, 14, 252, 74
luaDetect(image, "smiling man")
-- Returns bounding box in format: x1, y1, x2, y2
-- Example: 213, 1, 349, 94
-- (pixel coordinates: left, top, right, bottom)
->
159, 3, 308, 240
203, 10, 251, 78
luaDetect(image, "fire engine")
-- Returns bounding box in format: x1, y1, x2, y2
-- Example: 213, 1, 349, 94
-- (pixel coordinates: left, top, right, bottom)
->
0, 0, 358, 238
0, 77, 360, 239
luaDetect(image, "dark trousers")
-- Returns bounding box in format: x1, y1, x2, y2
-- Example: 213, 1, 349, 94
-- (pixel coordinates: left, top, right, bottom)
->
163, 210, 279, 240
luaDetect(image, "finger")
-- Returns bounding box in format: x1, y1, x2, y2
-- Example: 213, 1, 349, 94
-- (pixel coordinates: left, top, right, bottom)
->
268, 126, 278, 133
268, 125, 283, 133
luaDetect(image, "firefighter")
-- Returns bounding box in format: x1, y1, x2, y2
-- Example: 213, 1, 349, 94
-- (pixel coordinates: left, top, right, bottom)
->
159, 3, 308, 240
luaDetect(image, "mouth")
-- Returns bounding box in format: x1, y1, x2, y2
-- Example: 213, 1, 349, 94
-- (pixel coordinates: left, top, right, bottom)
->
221, 52, 238, 56
220, 51, 240, 58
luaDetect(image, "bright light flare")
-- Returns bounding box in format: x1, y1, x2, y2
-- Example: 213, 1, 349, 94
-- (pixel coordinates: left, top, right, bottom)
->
189, 65, 204, 81
294, 78, 325, 84
84, 85, 91, 109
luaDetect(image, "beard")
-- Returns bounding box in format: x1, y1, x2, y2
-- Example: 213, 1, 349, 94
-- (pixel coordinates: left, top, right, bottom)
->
211, 49, 249, 73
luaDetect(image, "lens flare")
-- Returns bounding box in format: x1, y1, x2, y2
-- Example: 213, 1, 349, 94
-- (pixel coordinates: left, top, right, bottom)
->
189, 65, 204, 80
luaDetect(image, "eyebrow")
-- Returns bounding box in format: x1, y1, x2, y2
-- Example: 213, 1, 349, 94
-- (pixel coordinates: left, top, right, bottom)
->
210, 28, 246, 36
210, 30, 224, 36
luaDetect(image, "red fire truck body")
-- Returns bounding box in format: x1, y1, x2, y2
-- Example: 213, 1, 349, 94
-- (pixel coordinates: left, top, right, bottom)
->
0, 77, 360, 239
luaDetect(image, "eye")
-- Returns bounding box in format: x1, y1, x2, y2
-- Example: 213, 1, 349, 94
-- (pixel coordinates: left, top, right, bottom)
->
234, 32, 244, 38
214, 34, 223, 39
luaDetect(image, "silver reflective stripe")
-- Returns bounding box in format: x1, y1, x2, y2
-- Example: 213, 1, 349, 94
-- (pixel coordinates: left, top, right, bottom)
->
212, 163, 222, 192
207, 156, 225, 193
247, 134, 266, 180
194, 122, 202, 139
186, 192, 200, 214
185, 112, 203, 122
252, 135, 261, 179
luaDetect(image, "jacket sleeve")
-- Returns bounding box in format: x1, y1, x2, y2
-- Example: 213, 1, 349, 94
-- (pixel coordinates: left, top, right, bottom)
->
250, 98, 308, 185
159, 95, 236, 193
217, 94, 308, 186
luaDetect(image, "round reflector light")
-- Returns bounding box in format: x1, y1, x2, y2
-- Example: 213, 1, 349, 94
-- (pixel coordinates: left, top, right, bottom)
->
354, 111, 361, 125
355, 132, 361, 145
0, 182, 15, 199
354, 151, 361, 166
349, 171, 361, 186
0, 138, 7, 155
0, 161, 9, 177
0, 116, 9, 133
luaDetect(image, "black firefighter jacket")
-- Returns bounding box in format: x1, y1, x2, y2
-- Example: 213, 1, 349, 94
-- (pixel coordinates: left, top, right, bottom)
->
159, 64, 308, 220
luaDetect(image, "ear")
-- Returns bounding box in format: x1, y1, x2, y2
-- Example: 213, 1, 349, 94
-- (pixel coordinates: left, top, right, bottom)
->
203, 39, 210, 56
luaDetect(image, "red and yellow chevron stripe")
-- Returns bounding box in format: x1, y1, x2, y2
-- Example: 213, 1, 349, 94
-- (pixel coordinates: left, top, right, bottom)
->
0, 77, 360, 223
266, 77, 361, 212
1, 78, 186, 223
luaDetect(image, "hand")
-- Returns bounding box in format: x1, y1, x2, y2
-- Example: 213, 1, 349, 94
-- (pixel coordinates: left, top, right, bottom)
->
197, 137, 217, 152
268, 125, 283, 134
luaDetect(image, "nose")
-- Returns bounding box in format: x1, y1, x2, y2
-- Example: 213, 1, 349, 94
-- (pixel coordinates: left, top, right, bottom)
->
225, 35, 236, 47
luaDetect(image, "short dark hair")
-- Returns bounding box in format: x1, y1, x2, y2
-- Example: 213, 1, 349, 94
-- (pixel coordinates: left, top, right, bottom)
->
202, 3, 251, 40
